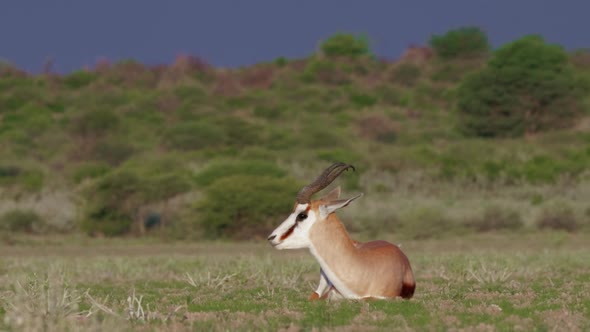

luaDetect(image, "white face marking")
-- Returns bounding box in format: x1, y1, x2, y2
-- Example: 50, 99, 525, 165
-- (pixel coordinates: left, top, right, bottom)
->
268, 203, 361, 298
268, 204, 318, 250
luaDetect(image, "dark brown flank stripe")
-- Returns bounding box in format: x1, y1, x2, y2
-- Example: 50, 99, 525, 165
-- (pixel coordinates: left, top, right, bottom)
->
280, 206, 310, 240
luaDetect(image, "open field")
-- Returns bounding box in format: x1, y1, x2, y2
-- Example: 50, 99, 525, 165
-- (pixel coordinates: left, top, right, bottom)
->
0, 233, 589, 331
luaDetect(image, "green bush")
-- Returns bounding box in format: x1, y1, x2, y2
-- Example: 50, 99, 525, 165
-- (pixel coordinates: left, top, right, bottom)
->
0, 86, 41, 113
430, 27, 489, 59
20, 170, 44, 192
162, 121, 225, 151
81, 170, 142, 236
45, 98, 66, 113
0, 209, 44, 233
457, 35, 583, 137
69, 108, 119, 138
274, 56, 288, 67
349, 93, 377, 108
0, 165, 43, 192
194, 160, 287, 187
197, 175, 300, 238
81, 167, 191, 236
92, 139, 135, 166
216, 117, 261, 147
519, 156, 566, 183
0, 103, 53, 139
72, 162, 111, 184
320, 33, 370, 58
63, 70, 98, 89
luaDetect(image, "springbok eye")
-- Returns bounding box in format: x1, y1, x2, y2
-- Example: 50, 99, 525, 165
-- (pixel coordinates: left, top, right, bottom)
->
296, 213, 308, 222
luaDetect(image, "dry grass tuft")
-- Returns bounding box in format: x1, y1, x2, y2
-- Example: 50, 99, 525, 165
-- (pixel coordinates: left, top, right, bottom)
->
0, 235, 588, 331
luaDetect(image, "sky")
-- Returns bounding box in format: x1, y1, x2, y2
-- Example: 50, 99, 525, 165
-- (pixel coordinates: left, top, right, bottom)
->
1, 1, 589, 73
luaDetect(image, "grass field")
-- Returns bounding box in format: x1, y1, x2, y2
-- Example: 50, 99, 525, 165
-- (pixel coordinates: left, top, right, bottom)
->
0, 233, 589, 331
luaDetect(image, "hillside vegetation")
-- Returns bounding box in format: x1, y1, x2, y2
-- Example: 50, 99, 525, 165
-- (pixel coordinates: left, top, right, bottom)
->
1, 28, 589, 239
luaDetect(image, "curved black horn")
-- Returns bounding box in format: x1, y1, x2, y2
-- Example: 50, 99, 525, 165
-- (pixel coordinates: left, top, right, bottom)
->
296, 162, 355, 204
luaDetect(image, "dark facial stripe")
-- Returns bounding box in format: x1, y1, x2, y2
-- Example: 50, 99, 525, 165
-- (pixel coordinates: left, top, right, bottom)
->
280, 206, 311, 241
280, 223, 296, 241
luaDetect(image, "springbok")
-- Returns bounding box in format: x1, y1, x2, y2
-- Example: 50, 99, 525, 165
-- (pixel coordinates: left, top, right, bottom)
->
268, 162, 415, 300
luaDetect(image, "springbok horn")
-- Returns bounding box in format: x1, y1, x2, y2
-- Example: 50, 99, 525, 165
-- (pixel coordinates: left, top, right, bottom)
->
296, 162, 355, 204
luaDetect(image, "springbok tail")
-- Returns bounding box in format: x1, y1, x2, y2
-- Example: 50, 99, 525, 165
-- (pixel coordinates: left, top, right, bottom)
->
400, 268, 415, 299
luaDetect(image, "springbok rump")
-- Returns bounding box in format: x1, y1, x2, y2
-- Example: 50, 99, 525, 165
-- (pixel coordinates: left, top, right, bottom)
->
268, 162, 415, 300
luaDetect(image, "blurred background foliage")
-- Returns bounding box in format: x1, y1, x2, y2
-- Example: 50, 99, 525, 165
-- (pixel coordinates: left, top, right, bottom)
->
1, 27, 589, 240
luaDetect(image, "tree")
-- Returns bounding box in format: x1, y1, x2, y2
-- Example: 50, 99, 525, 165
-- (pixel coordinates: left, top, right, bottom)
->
81, 166, 191, 236
457, 35, 583, 137
320, 33, 370, 58
430, 27, 490, 59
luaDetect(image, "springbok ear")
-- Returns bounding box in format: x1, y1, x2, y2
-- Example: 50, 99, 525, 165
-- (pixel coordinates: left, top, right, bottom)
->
319, 193, 363, 219
321, 186, 341, 202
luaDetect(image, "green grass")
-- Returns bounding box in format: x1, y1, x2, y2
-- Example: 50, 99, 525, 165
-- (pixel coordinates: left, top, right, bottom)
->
0, 234, 588, 331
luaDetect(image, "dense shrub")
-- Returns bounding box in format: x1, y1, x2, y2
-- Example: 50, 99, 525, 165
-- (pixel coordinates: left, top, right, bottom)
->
197, 175, 300, 238
430, 27, 489, 59
71, 162, 111, 183
349, 93, 377, 108
0, 90, 30, 113
465, 206, 523, 232
162, 121, 225, 151
194, 160, 287, 187
81, 167, 191, 236
19, 170, 44, 192
536, 204, 579, 232
0, 165, 44, 192
320, 33, 370, 58
69, 109, 119, 138
81, 170, 142, 236
6, 103, 53, 136
457, 35, 583, 137
63, 70, 98, 89
216, 117, 261, 147
0, 209, 44, 233
274, 56, 288, 67
519, 156, 567, 183
92, 139, 135, 166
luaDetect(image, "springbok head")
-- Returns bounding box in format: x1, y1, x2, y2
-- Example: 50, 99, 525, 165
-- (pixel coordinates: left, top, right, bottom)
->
267, 162, 362, 250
